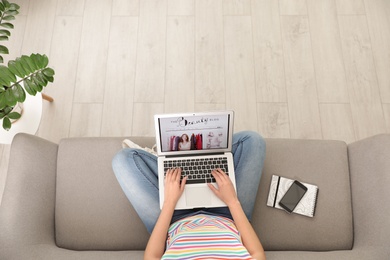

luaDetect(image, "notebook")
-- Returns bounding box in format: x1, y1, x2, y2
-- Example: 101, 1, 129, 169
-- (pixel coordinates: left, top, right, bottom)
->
267, 175, 319, 217
154, 111, 236, 210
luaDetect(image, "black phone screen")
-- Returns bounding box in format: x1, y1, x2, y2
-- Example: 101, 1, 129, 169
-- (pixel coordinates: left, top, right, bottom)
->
279, 181, 308, 213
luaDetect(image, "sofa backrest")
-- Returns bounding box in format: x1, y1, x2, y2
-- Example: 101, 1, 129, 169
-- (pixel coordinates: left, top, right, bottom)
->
55, 137, 353, 251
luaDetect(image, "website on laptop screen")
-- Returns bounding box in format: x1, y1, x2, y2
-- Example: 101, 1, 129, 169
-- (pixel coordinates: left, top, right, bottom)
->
159, 114, 230, 153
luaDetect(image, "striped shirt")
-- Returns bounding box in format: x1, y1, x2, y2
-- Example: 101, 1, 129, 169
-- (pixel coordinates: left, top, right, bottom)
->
161, 214, 253, 260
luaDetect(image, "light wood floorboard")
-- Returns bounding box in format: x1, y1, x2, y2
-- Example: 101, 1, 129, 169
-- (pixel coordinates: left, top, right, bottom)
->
37, 16, 83, 143
223, 0, 251, 16
281, 16, 322, 139
338, 15, 386, 140
257, 103, 290, 139
165, 17, 195, 113
335, 0, 365, 15
251, 0, 286, 103
21, 0, 56, 55
73, 0, 112, 103
112, 0, 139, 16
279, 0, 307, 15
168, 0, 194, 16
307, 0, 349, 103
132, 103, 164, 136
195, 0, 225, 103
224, 16, 258, 132
319, 104, 356, 144
56, 0, 85, 16
101, 17, 138, 137
134, 0, 167, 103
1, 0, 390, 204
364, 0, 390, 103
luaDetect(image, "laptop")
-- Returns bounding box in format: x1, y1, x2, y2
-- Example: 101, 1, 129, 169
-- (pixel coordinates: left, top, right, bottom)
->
154, 111, 237, 210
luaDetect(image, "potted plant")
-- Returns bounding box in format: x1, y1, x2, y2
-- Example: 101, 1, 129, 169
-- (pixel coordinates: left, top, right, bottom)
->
0, 0, 55, 131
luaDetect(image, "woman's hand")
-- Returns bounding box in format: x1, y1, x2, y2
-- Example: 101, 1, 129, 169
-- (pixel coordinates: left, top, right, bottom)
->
207, 168, 239, 207
164, 168, 187, 208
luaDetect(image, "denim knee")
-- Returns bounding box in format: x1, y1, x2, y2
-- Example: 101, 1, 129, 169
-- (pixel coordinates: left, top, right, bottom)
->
236, 131, 266, 151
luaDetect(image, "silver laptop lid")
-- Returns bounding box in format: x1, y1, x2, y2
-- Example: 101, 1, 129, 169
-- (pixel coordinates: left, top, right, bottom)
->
154, 111, 234, 157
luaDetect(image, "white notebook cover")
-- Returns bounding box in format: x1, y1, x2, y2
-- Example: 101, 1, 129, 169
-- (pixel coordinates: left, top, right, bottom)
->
267, 175, 319, 217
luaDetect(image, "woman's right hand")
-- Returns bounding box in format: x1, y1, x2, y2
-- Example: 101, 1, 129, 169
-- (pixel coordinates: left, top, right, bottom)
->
207, 168, 239, 207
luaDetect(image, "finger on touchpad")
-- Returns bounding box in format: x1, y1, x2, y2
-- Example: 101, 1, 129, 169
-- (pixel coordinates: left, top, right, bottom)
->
186, 186, 212, 207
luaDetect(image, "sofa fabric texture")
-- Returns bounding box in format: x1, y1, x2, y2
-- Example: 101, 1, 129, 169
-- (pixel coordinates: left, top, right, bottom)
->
253, 138, 353, 251
1, 133, 389, 259
55, 137, 150, 250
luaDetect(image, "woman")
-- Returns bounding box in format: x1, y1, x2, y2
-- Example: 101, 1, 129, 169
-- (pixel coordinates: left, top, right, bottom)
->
112, 131, 266, 260
178, 133, 191, 151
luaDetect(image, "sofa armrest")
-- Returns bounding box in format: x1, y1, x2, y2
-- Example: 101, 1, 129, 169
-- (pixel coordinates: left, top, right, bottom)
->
0, 134, 58, 248
348, 134, 390, 249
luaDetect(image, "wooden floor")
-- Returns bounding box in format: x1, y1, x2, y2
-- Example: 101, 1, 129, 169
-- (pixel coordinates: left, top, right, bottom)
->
1, 0, 390, 203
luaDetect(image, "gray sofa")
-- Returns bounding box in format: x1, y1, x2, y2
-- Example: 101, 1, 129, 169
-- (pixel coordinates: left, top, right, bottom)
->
0, 133, 389, 259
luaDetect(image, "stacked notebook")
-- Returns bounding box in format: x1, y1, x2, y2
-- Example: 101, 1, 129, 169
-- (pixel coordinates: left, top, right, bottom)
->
267, 175, 319, 217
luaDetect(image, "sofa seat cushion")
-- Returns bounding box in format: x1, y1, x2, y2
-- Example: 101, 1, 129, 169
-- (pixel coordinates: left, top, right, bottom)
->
252, 138, 353, 251
55, 137, 154, 250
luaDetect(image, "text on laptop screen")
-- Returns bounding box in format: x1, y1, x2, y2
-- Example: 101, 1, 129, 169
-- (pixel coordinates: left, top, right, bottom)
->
159, 114, 230, 153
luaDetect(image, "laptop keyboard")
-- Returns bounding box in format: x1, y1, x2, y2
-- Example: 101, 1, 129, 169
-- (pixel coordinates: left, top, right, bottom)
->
164, 157, 229, 184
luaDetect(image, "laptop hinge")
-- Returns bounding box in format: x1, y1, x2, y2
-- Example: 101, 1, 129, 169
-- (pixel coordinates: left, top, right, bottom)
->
165, 152, 225, 158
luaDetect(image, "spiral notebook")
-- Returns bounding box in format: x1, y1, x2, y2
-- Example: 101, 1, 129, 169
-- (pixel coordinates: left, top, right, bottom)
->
267, 175, 319, 217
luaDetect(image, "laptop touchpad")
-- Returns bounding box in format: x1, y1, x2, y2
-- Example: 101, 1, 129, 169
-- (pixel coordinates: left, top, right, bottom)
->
186, 186, 212, 207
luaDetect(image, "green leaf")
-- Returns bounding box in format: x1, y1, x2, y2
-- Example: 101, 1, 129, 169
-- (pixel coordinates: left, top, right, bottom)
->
0, 45, 8, 54
15, 56, 30, 73
0, 86, 5, 92
2, 116, 11, 131
0, 36, 9, 41
0, 2, 4, 12
23, 78, 37, 95
35, 71, 48, 87
43, 74, 54, 83
35, 54, 49, 68
2, 0, 10, 7
0, 65, 15, 85
2, 15, 15, 21
31, 53, 48, 69
0, 22, 14, 29
30, 53, 41, 69
39, 71, 48, 86
4, 88, 16, 106
32, 75, 43, 92
0, 29, 10, 36
13, 57, 28, 76
42, 67, 55, 77
4, 10, 18, 15
12, 83, 25, 103
0, 68, 9, 85
9, 3, 20, 11
7, 60, 24, 78
24, 55, 37, 71
0, 92, 6, 108
7, 111, 21, 120
0, 55, 3, 64
0, 64, 16, 83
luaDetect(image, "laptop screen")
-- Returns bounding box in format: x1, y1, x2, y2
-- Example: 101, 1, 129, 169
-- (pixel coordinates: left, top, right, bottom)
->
156, 112, 232, 154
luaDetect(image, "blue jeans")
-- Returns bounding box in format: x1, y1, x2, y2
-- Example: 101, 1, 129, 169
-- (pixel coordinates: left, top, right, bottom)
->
112, 131, 266, 233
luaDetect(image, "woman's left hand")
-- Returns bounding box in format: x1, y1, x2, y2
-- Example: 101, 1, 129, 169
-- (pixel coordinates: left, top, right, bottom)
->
164, 168, 187, 208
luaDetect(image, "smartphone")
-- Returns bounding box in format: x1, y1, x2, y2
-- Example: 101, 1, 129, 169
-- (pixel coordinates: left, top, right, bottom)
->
279, 180, 308, 213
